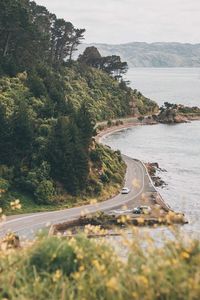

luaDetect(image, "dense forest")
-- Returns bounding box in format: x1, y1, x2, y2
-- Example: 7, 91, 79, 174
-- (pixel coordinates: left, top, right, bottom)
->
0, 0, 158, 210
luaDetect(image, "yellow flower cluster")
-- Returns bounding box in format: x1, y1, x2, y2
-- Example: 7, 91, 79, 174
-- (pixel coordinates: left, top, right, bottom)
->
84, 224, 108, 236
106, 277, 119, 291
117, 215, 131, 224
10, 199, 22, 210
0, 189, 6, 197
52, 270, 62, 282
92, 259, 107, 275
89, 199, 98, 205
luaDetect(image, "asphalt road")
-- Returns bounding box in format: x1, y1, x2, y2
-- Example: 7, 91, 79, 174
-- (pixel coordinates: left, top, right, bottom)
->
0, 156, 156, 239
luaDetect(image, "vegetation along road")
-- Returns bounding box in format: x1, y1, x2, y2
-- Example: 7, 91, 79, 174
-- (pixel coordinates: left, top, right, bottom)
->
0, 155, 160, 238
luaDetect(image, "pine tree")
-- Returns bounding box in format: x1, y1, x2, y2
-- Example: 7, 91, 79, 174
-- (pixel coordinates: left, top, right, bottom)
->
47, 116, 89, 195
0, 104, 12, 165
76, 101, 95, 150
11, 102, 34, 164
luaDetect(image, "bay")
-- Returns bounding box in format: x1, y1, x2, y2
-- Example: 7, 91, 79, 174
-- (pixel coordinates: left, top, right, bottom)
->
104, 68, 200, 235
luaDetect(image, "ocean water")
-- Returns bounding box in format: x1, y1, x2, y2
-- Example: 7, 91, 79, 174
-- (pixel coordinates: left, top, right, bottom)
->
126, 67, 200, 106
104, 68, 200, 235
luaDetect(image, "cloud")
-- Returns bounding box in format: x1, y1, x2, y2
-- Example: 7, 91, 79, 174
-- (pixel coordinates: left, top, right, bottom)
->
36, 0, 200, 44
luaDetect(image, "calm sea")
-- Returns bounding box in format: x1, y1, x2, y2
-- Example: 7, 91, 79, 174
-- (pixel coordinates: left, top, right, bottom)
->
104, 68, 200, 236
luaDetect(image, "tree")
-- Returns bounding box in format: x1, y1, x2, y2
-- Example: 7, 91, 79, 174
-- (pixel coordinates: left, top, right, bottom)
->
47, 117, 89, 195
0, 0, 85, 73
100, 55, 128, 80
11, 101, 34, 164
78, 48, 128, 80
35, 180, 55, 204
0, 0, 47, 72
78, 46, 102, 68
76, 102, 95, 150
0, 104, 12, 165
68, 28, 86, 62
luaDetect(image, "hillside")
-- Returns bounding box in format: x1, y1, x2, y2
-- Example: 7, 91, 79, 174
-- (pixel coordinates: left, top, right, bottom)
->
78, 42, 200, 67
0, 1, 159, 213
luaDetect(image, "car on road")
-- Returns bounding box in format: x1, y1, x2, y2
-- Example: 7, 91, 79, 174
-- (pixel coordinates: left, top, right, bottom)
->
121, 187, 130, 194
133, 206, 151, 214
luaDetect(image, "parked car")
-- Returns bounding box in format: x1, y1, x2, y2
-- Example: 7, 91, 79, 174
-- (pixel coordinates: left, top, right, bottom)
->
133, 207, 142, 214
121, 187, 130, 194
133, 206, 151, 214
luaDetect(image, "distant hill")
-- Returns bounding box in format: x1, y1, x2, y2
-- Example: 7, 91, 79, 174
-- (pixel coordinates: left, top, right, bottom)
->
77, 42, 200, 67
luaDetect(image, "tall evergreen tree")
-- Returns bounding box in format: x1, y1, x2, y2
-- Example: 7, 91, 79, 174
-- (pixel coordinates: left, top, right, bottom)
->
47, 116, 89, 195
76, 102, 95, 150
0, 104, 12, 165
11, 102, 34, 165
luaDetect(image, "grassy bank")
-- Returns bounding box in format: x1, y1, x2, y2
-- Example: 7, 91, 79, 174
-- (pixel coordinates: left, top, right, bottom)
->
0, 230, 200, 299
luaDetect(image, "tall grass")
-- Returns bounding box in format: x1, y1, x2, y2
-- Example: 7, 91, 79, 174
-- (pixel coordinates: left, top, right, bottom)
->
0, 228, 200, 300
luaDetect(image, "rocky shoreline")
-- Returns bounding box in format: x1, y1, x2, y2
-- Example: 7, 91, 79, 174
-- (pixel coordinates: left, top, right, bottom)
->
145, 162, 167, 188
48, 114, 192, 237
154, 103, 200, 124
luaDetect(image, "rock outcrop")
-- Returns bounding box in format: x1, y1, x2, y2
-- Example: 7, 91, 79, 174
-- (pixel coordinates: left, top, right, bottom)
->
155, 108, 188, 124
146, 162, 167, 188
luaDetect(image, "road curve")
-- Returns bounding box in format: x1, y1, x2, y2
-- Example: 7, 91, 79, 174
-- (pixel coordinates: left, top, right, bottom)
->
0, 156, 156, 238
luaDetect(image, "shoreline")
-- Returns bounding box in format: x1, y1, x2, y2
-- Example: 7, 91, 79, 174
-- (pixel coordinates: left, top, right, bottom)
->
95, 117, 157, 143
1, 117, 187, 238
50, 118, 187, 236
95, 119, 177, 214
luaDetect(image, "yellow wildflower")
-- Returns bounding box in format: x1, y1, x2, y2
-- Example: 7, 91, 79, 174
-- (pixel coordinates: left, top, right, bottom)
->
79, 265, 85, 272
180, 251, 190, 259
136, 217, 145, 225
106, 277, 118, 291
132, 292, 139, 299
137, 275, 149, 287
90, 199, 97, 205
73, 272, 81, 280
10, 199, 22, 210
52, 270, 62, 282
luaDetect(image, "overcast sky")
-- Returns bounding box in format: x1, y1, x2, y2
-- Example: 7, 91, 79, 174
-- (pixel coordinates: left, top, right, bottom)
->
37, 0, 200, 44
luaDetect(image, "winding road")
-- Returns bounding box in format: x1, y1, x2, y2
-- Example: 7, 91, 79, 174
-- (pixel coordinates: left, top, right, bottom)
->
0, 156, 157, 238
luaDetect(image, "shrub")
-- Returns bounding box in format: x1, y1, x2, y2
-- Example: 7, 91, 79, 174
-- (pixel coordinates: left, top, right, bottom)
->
86, 177, 103, 195
100, 173, 110, 183
138, 116, 144, 121
112, 173, 123, 183
1, 233, 200, 300
96, 124, 105, 131
107, 119, 112, 127
28, 237, 77, 276
35, 180, 55, 204
90, 149, 101, 162
0, 178, 10, 191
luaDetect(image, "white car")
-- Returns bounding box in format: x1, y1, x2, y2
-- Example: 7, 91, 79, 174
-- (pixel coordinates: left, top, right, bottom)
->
121, 187, 130, 194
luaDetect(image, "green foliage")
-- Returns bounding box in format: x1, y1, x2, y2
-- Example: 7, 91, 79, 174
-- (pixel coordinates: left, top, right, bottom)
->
0, 178, 10, 191
28, 237, 77, 276
135, 91, 159, 115
47, 117, 89, 195
88, 143, 126, 195
34, 180, 55, 204
62, 63, 132, 121
78, 47, 128, 80
78, 46, 102, 68
0, 234, 200, 299
0, 0, 85, 74
0, 0, 158, 210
